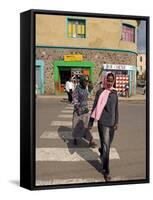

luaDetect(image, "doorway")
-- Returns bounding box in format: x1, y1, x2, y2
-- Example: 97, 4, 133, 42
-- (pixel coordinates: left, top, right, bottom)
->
54, 60, 95, 95
35, 60, 44, 95
36, 66, 41, 94
59, 68, 71, 93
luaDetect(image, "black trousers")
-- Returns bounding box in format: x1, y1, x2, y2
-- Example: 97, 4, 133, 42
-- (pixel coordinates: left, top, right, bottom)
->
98, 123, 115, 175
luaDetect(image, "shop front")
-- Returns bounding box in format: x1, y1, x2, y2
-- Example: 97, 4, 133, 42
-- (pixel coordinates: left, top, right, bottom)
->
36, 47, 137, 95
103, 64, 137, 96
54, 54, 95, 94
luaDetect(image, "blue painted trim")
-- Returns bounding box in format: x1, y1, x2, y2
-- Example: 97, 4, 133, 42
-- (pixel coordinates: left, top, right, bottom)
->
122, 23, 135, 29
35, 60, 44, 94
36, 45, 137, 55
128, 71, 132, 96
66, 16, 68, 39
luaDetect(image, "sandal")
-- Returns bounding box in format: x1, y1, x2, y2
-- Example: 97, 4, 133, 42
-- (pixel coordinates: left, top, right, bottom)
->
98, 147, 103, 154
104, 174, 111, 182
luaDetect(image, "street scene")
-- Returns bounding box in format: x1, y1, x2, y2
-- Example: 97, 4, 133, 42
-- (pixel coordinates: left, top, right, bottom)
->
36, 97, 146, 186
35, 14, 147, 186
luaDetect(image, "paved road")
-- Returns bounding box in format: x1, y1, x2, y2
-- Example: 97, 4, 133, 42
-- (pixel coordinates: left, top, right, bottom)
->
35, 98, 146, 186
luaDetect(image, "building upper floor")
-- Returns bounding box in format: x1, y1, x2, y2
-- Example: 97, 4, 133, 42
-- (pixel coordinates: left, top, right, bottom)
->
36, 14, 139, 53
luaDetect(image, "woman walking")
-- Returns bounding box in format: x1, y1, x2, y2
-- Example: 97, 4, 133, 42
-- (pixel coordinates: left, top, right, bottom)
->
72, 75, 97, 147
88, 72, 119, 181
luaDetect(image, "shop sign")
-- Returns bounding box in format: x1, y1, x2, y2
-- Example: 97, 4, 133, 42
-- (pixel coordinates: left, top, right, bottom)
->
103, 64, 135, 71
64, 54, 83, 61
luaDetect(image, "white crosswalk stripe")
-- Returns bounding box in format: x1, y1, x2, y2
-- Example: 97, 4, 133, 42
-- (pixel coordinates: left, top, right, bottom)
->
37, 103, 120, 186
65, 107, 74, 110
61, 110, 92, 114
65, 106, 93, 110
36, 178, 104, 186
40, 130, 99, 139
36, 176, 140, 186
58, 114, 73, 118
61, 110, 73, 113
51, 120, 97, 127
36, 147, 120, 161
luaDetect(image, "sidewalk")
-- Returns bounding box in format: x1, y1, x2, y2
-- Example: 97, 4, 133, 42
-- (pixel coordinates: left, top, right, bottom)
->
118, 94, 146, 102
37, 94, 146, 102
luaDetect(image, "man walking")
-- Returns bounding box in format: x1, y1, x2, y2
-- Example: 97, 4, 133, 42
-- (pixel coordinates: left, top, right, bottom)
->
65, 78, 74, 103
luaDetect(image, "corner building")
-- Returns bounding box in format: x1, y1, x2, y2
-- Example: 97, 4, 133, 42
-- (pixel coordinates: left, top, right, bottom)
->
35, 14, 139, 96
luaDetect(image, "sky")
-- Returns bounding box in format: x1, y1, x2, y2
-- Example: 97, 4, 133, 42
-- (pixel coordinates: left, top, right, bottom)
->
137, 20, 146, 53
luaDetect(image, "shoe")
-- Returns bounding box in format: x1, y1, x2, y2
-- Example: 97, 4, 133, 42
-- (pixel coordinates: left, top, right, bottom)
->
103, 174, 111, 182
73, 138, 77, 145
98, 148, 103, 154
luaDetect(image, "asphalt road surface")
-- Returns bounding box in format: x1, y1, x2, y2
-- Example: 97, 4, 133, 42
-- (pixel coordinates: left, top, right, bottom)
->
35, 97, 146, 186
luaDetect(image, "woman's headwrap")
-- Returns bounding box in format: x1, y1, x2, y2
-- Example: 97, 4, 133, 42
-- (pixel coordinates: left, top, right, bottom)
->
91, 71, 115, 120
79, 75, 89, 88
102, 71, 115, 89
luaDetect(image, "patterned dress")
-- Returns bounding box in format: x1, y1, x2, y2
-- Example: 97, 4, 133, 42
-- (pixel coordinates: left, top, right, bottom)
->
72, 84, 92, 141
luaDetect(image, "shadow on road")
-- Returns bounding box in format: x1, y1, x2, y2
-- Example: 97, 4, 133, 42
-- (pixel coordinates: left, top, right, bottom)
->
60, 98, 69, 103
57, 126, 102, 173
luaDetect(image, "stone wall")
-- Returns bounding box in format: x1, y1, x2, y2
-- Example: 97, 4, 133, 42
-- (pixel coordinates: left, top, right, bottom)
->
36, 48, 137, 95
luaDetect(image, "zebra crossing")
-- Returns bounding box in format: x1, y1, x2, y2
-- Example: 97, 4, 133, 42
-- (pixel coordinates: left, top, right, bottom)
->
36, 101, 120, 186
36, 147, 119, 161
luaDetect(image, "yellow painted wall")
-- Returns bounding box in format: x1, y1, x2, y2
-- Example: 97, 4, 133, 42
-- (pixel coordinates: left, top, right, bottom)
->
36, 14, 138, 52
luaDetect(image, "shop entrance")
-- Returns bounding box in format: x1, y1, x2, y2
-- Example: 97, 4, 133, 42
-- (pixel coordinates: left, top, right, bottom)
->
36, 66, 41, 94
103, 64, 136, 96
59, 68, 90, 93
59, 68, 71, 93
54, 61, 95, 95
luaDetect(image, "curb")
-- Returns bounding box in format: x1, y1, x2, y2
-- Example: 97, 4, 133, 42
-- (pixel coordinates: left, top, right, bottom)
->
36, 95, 145, 102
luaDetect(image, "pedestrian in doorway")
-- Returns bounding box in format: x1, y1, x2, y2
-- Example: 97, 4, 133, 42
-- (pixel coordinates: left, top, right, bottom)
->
65, 78, 74, 103
88, 71, 119, 182
72, 75, 97, 148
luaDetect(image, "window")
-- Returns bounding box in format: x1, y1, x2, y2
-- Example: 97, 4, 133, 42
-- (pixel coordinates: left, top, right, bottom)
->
67, 18, 86, 38
122, 24, 135, 42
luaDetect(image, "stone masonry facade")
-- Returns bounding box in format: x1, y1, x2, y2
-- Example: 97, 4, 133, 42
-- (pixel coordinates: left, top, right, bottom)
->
36, 48, 137, 95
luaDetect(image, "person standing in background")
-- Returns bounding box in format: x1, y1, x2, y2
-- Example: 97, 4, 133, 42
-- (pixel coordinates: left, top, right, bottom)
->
65, 78, 74, 103
125, 83, 129, 97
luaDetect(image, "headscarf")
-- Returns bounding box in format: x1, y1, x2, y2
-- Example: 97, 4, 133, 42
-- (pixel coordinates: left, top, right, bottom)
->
79, 75, 89, 89
91, 71, 115, 121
